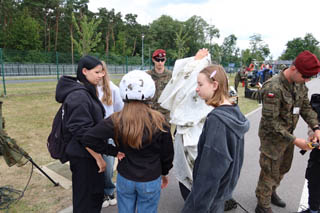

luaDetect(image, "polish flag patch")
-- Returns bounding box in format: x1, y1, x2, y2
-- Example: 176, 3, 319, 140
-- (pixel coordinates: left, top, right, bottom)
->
267, 93, 275, 98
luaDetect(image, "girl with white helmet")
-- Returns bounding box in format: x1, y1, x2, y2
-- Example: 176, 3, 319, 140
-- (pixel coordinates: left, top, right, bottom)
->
82, 70, 174, 213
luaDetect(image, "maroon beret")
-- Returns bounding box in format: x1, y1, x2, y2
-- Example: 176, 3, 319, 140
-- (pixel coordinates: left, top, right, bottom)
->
295, 50, 320, 77
152, 49, 166, 59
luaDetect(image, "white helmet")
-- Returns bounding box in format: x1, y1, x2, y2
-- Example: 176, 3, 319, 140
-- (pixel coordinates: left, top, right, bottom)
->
119, 70, 155, 101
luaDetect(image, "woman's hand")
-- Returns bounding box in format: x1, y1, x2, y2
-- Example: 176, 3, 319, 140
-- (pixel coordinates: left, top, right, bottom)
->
161, 175, 169, 189
117, 152, 125, 161
85, 147, 106, 173
194, 48, 209, 60
96, 157, 106, 173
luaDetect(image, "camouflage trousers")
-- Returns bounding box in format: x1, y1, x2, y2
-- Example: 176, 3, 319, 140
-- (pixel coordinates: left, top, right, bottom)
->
255, 143, 294, 208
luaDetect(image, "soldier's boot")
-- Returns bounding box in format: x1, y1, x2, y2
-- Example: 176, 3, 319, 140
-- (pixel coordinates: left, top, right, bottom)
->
255, 204, 273, 213
271, 191, 286, 208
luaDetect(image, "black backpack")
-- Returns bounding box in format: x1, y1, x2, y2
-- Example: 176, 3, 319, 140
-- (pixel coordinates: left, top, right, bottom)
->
310, 93, 320, 122
309, 93, 320, 161
47, 104, 68, 163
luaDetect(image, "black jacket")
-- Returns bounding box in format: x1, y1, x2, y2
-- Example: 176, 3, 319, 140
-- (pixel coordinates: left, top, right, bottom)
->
182, 105, 250, 213
56, 76, 105, 158
82, 117, 174, 182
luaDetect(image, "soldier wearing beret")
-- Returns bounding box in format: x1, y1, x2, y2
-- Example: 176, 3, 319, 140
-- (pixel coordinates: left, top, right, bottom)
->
255, 50, 320, 213
147, 49, 172, 121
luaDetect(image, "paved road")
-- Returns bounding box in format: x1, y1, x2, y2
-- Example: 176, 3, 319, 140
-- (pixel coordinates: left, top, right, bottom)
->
60, 77, 320, 213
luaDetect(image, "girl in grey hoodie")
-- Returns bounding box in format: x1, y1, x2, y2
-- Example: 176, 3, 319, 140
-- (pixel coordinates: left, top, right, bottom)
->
182, 64, 250, 213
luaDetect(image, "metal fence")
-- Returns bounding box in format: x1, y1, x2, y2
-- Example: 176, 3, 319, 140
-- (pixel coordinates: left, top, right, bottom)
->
1, 63, 163, 76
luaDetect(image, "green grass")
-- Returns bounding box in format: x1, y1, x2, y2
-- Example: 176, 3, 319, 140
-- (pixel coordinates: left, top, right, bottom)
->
0, 75, 259, 212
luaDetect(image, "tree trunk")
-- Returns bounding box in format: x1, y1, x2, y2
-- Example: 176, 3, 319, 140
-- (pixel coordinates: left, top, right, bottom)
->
105, 27, 110, 56
111, 26, 116, 49
54, 10, 60, 51
132, 37, 136, 56
48, 20, 51, 52
44, 14, 47, 51
70, 24, 74, 65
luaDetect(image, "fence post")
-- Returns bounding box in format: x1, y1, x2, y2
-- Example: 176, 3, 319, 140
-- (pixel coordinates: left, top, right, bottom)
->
125, 56, 128, 74
0, 48, 7, 96
149, 55, 152, 70
56, 51, 59, 80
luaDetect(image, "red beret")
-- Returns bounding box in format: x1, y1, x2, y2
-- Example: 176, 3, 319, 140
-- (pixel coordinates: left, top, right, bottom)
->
295, 50, 320, 77
152, 49, 166, 58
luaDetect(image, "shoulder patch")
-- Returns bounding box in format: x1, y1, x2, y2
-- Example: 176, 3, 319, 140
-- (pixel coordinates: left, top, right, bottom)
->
267, 93, 275, 98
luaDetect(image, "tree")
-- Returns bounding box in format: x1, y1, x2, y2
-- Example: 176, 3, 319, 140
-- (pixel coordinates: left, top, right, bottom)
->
184, 16, 209, 55
249, 34, 270, 61
173, 26, 190, 59
72, 13, 102, 56
0, 0, 18, 48
148, 15, 182, 57
5, 8, 42, 51
280, 33, 320, 60
220, 34, 240, 67
97, 8, 123, 56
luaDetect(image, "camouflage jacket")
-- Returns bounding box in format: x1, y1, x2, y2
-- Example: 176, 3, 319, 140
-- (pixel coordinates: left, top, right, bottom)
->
147, 68, 172, 121
258, 71, 318, 160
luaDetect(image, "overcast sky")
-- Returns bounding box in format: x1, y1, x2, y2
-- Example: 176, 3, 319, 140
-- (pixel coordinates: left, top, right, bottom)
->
88, 0, 320, 59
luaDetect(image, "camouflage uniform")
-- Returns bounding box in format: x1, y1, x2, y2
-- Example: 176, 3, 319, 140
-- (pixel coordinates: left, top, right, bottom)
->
234, 69, 247, 92
256, 71, 318, 208
147, 68, 172, 121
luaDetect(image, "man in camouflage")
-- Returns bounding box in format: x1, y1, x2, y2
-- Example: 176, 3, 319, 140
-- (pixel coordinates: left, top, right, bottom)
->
234, 66, 248, 92
255, 51, 320, 213
147, 49, 172, 121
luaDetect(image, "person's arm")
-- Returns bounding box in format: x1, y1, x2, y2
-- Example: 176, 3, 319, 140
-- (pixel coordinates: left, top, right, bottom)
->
85, 147, 106, 173
111, 83, 124, 112
182, 117, 232, 212
64, 91, 97, 142
299, 86, 320, 142
81, 118, 119, 156
159, 125, 174, 189
194, 48, 209, 60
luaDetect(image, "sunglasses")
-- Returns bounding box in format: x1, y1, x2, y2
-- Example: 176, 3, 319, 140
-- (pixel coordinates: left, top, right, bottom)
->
154, 58, 165, 62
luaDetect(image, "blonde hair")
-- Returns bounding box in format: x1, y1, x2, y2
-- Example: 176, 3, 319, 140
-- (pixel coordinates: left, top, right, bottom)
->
100, 61, 113, 106
111, 101, 167, 149
200, 65, 229, 107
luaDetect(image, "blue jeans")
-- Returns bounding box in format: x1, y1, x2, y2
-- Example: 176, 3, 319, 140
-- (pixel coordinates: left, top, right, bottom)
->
116, 174, 161, 213
103, 154, 116, 196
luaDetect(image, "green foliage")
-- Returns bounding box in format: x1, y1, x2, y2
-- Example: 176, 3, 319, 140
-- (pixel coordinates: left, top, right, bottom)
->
5, 8, 42, 51
1, 1, 317, 66
280, 33, 320, 60
248, 34, 270, 61
221, 34, 240, 67
148, 15, 182, 56
72, 14, 102, 56
172, 27, 190, 59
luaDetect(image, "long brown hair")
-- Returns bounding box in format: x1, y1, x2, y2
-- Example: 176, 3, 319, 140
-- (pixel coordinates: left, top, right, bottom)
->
100, 61, 113, 106
111, 101, 167, 149
200, 65, 229, 107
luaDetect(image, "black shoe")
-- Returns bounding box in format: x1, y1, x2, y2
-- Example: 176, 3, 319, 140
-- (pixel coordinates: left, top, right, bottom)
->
224, 198, 237, 211
255, 204, 273, 213
271, 192, 286, 208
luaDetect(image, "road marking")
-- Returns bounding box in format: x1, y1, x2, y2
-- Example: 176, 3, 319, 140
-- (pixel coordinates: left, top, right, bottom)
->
245, 106, 262, 117
298, 179, 309, 211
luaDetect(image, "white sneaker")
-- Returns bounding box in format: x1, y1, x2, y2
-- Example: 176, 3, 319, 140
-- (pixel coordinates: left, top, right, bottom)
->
102, 199, 109, 208
107, 194, 117, 206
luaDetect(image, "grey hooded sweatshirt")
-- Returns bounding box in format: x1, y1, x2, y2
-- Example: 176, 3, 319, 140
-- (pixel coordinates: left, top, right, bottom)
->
182, 104, 250, 213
